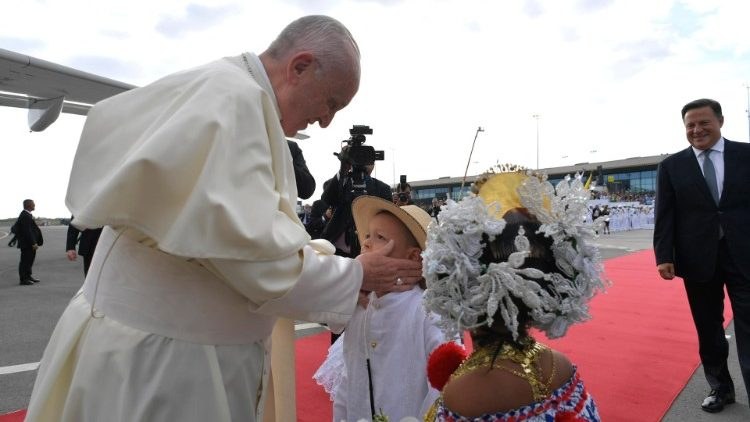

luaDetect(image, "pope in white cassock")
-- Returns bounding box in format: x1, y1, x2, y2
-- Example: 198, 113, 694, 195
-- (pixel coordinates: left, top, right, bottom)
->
25, 15, 423, 422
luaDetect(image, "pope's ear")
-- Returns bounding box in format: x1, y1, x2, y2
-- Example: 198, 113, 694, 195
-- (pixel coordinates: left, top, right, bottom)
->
288, 52, 315, 81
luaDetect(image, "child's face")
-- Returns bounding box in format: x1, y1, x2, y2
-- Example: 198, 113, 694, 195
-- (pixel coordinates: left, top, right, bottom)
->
361, 212, 420, 260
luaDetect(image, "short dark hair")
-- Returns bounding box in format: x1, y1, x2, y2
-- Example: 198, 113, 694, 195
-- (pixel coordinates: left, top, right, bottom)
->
681, 98, 722, 120
23, 199, 34, 209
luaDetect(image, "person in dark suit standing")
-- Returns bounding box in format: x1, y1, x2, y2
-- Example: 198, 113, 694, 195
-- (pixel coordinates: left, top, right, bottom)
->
321, 163, 392, 258
287, 139, 316, 200
66, 216, 103, 276
654, 98, 750, 413
15, 199, 43, 285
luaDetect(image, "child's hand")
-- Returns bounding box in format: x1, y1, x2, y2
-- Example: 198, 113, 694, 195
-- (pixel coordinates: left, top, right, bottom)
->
357, 290, 371, 308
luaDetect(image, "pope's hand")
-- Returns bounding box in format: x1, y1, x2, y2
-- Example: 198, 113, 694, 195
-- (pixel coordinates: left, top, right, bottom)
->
357, 240, 422, 294
657, 263, 675, 280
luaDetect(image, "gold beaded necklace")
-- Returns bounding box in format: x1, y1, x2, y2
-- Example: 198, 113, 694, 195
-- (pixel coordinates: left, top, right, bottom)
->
451, 339, 556, 402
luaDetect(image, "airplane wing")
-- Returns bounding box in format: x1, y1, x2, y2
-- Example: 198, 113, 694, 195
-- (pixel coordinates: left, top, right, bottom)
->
0, 48, 310, 139
0, 48, 136, 131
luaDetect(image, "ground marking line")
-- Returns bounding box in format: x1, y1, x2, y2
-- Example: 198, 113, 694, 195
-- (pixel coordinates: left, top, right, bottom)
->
0, 362, 39, 375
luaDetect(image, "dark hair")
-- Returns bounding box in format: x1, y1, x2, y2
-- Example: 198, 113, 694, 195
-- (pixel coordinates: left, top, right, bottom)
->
23, 199, 34, 209
681, 98, 722, 120
472, 215, 558, 351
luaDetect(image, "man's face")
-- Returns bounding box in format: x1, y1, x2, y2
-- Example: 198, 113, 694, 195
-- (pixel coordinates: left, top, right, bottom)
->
684, 106, 723, 150
277, 53, 359, 137
26, 201, 35, 211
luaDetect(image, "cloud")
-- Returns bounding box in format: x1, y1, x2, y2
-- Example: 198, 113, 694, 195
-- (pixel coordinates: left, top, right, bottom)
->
100, 29, 130, 40
577, 0, 614, 13
0, 37, 45, 55
523, 0, 544, 18
661, 1, 705, 38
612, 39, 672, 79
156, 3, 242, 38
68, 56, 142, 83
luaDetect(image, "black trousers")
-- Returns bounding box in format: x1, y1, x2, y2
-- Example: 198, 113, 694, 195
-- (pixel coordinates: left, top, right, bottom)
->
83, 253, 94, 276
18, 247, 36, 281
683, 239, 750, 400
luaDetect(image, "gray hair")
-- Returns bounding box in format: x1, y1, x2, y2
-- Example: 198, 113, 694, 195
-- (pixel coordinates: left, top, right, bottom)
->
267, 15, 360, 78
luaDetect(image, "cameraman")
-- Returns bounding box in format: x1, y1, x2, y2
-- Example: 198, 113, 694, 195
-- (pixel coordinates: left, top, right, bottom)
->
321, 147, 392, 259
394, 179, 413, 206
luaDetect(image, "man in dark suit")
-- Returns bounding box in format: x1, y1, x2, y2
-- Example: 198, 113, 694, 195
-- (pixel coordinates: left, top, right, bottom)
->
66, 216, 103, 276
654, 98, 750, 413
15, 199, 43, 285
321, 163, 392, 258
287, 139, 316, 200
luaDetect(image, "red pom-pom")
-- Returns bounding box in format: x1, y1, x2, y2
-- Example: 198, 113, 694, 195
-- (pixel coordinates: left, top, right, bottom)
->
427, 342, 468, 391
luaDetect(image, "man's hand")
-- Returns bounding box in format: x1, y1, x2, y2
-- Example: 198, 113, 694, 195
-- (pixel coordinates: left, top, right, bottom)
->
66, 250, 78, 261
32, 244, 39, 251
657, 263, 675, 280
357, 240, 423, 294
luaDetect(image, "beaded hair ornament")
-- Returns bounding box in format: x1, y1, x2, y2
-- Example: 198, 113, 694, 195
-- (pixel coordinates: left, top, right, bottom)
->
422, 164, 607, 341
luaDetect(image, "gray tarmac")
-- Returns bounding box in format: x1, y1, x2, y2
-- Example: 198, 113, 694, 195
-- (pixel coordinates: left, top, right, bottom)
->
0, 226, 748, 420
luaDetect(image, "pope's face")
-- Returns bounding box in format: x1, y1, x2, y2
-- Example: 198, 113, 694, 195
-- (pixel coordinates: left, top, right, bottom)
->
684, 106, 723, 150
277, 55, 359, 137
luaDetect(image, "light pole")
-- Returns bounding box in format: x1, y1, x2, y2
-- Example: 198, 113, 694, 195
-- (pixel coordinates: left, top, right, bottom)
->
460, 126, 484, 195
391, 148, 396, 188
532, 114, 541, 169
745, 83, 750, 142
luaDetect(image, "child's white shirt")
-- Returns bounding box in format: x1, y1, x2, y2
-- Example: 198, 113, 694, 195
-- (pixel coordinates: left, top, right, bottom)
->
331, 288, 446, 421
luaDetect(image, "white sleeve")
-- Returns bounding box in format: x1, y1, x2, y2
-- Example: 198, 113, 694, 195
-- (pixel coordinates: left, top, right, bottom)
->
200, 241, 361, 325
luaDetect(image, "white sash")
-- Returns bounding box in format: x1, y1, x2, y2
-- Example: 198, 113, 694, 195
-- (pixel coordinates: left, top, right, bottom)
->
83, 227, 275, 345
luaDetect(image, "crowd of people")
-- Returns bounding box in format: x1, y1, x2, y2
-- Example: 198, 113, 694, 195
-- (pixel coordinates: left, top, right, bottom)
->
14, 12, 749, 422
587, 204, 655, 233
590, 189, 655, 204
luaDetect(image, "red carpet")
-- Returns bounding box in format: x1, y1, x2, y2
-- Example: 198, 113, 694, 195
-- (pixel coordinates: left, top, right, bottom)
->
537, 249, 732, 421
0, 411, 24, 422
1, 250, 733, 422
294, 250, 733, 422
296, 332, 337, 422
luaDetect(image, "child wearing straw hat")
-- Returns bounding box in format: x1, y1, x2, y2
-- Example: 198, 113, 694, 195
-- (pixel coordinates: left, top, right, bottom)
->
314, 195, 448, 421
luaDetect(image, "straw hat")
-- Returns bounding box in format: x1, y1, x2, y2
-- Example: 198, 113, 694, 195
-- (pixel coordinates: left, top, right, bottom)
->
352, 195, 433, 250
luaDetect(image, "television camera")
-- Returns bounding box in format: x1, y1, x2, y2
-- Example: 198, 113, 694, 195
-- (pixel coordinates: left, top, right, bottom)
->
334, 125, 384, 194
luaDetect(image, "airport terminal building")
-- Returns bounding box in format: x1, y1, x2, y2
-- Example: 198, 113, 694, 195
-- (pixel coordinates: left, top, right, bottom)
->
403, 154, 668, 207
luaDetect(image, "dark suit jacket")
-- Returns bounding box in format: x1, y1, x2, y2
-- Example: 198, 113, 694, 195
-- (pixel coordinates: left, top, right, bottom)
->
320, 172, 392, 256
654, 139, 750, 280
287, 140, 316, 200
306, 199, 329, 240
15, 210, 43, 249
66, 218, 103, 257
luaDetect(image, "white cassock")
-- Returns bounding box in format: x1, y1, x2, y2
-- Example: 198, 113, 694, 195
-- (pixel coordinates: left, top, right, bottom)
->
25, 53, 361, 422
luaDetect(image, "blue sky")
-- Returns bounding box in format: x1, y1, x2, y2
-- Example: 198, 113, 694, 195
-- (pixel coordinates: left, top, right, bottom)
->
1, 0, 749, 218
